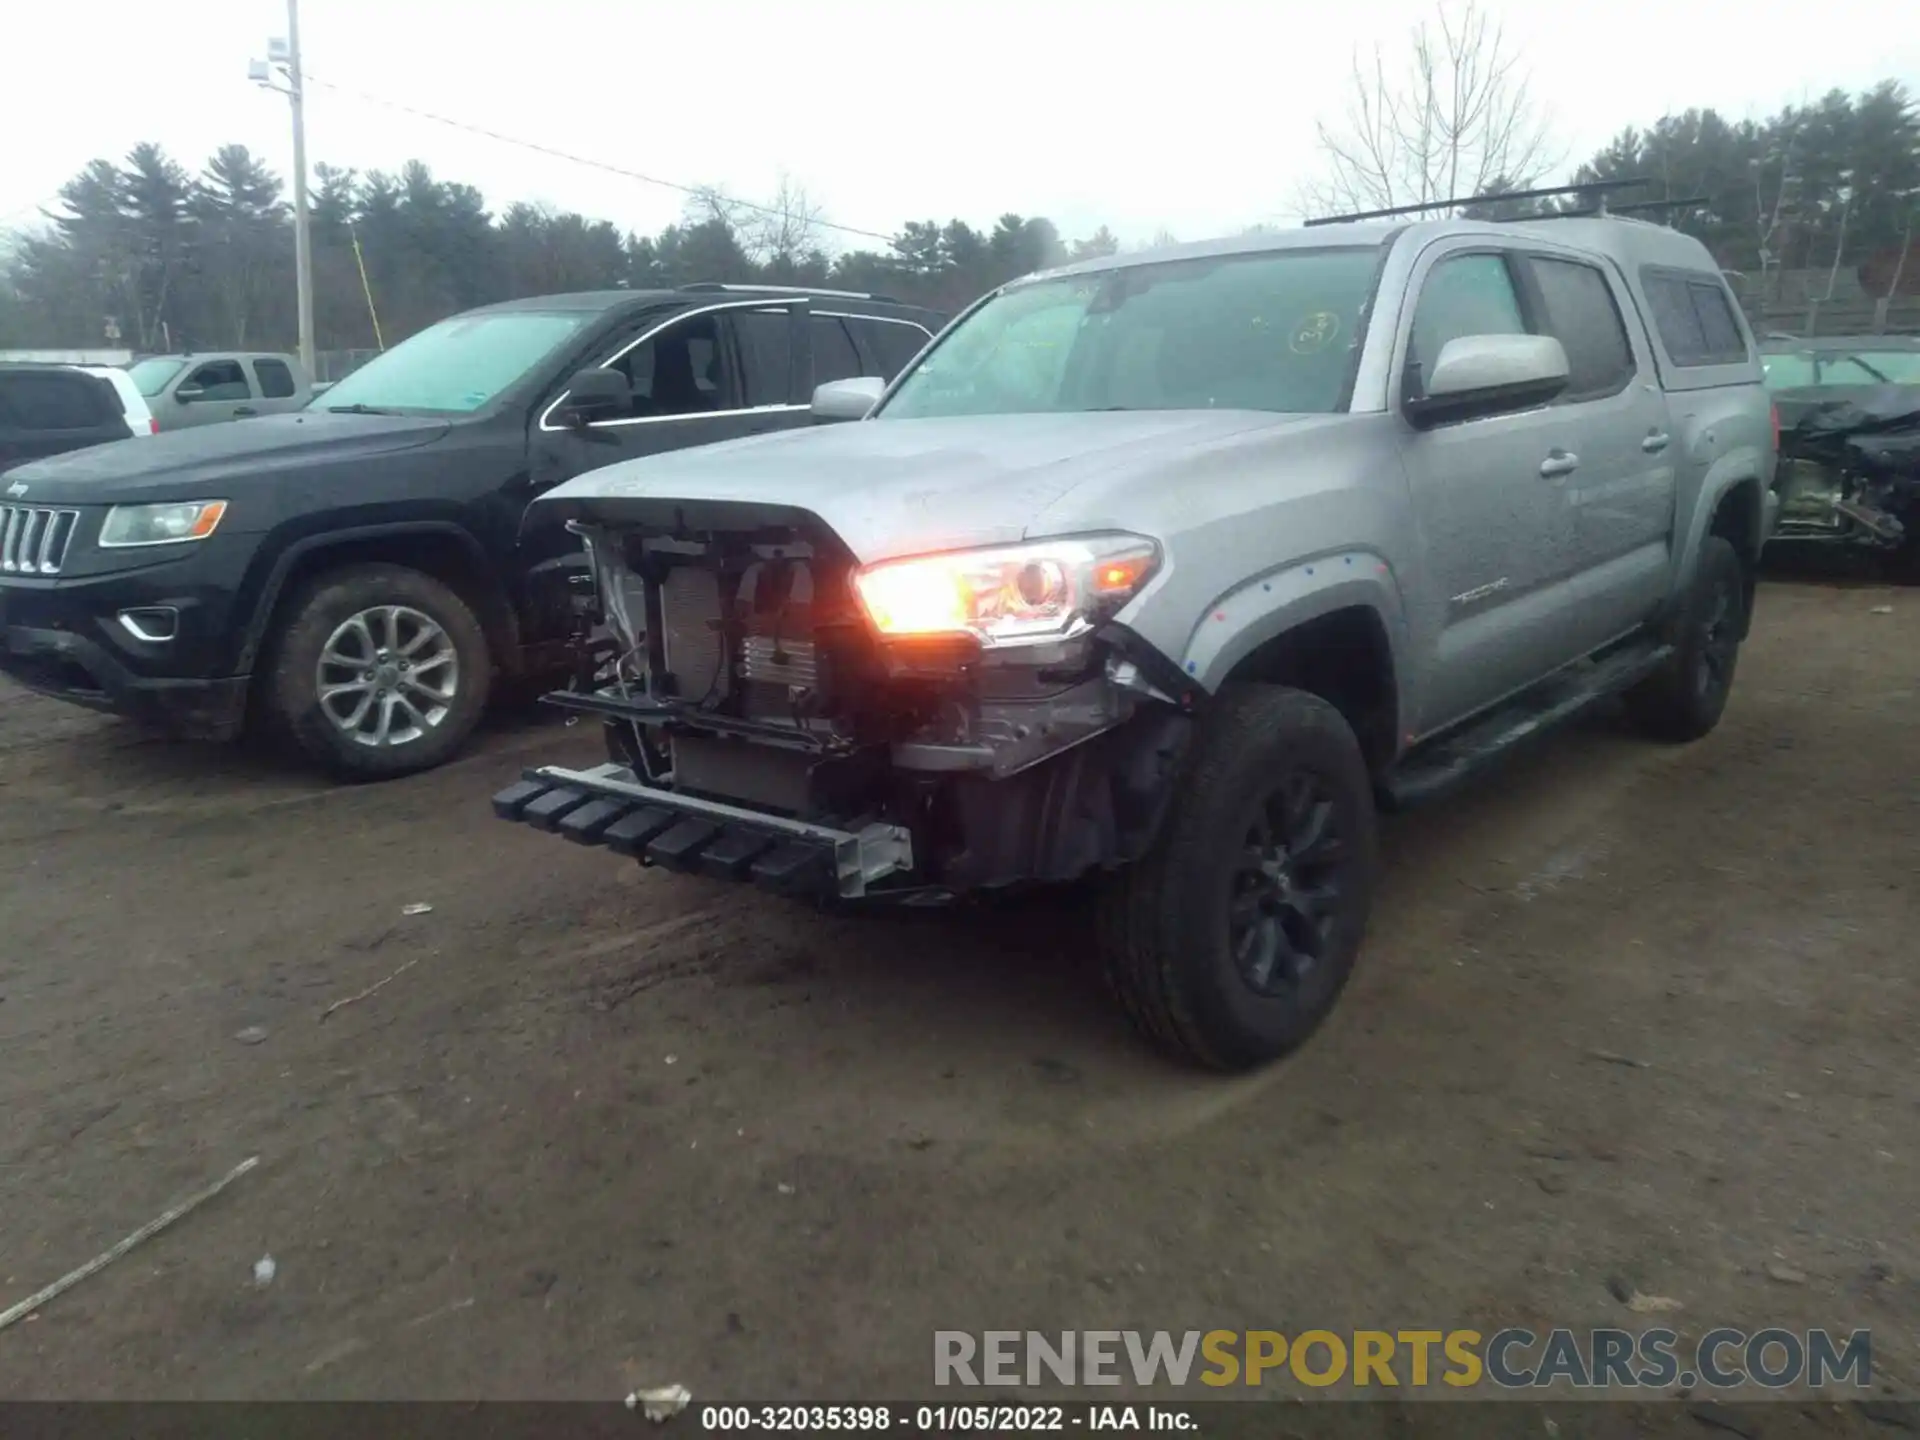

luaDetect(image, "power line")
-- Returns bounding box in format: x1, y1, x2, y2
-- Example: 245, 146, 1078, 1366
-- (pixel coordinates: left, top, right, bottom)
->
299, 73, 900, 246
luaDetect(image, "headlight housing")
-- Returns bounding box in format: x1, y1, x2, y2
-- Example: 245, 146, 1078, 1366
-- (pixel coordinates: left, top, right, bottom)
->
98, 500, 229, 549
853, 533, 1160, 648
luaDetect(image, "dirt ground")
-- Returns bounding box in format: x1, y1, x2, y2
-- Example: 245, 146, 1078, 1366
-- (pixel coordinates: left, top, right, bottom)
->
0, 578, 1915, 1405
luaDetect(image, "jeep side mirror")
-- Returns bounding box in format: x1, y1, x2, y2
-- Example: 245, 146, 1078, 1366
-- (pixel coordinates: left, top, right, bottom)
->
556, 367, 631, 427
1404, 334, 1569, 429
174, 384, 206, 403
811, 375, 886, 422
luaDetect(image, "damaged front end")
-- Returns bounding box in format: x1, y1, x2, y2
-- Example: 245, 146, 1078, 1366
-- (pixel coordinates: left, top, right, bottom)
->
493, 498, 1198, 904
1773, 385, 1920, 553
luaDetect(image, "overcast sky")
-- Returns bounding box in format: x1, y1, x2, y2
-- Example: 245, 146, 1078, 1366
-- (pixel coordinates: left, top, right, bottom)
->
3, 0, 1917, 250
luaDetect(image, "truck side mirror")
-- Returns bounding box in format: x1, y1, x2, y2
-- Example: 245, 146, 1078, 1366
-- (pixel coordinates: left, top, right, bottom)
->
1405, 334, 1570, 429
811, 375, 886, 422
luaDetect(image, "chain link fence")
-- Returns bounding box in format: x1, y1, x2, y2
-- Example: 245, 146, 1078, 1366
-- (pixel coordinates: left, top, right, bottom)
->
313, 349, 380, 384
1744, 297, 1920, 339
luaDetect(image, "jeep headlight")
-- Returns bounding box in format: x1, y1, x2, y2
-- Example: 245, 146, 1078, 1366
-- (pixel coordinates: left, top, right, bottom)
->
853, 534, 1160, 647
98, 500, 229, 548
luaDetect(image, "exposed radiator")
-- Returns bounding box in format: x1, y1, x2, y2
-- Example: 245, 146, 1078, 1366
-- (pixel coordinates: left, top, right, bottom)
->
660, 565, 725, 698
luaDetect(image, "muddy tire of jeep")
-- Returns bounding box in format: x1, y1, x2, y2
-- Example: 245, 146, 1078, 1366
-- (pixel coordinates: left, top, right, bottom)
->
1096, 685, 1378, 1071
1623, 536, 1746, 744
268, 563, 492, 781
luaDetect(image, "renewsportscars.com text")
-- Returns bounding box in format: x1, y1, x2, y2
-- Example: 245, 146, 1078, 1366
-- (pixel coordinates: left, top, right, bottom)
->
934, 1328, 1873, 1391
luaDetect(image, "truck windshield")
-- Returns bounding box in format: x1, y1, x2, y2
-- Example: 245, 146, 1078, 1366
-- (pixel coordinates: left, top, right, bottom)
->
878, 245, 1383, 420
311, 310, 595, 414
127, 357, 185, 396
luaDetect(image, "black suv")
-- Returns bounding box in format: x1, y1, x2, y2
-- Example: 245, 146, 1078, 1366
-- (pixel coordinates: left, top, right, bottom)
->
1, 363, 136, 471
0, 285, 946, 777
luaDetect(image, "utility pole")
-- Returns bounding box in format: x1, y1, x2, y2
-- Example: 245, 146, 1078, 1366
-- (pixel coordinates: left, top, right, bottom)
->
287, 0, 315, 379
252, 0, 315, 378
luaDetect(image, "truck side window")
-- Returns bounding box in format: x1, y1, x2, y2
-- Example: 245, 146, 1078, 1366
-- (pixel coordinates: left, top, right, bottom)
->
1527, 257, 1635, 400
1408, 253, 1527, 394
253, 359, 297, 399
1688, 281, 1748, 364
1641, 270, 1749, 367
185, 359, 251, 402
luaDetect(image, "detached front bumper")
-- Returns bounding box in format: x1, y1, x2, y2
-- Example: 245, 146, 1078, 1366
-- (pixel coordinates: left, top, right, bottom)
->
493, 761, 915, 900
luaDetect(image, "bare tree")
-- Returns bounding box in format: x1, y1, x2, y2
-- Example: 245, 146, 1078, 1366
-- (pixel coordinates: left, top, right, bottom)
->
746, 172, 826, 274
684, 185, 750, 237
1750, 123, 1800, 303
1300, 0, 1556, 217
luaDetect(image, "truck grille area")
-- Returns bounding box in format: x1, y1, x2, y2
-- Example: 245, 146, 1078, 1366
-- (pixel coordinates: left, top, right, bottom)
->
739, 635, 818, 688
660, 565, 726, 698
0, 506, 81, 576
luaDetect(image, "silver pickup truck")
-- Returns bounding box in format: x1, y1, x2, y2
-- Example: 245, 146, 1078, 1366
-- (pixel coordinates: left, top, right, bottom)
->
125, 351, 313, 430
493, 206, 1778, 1071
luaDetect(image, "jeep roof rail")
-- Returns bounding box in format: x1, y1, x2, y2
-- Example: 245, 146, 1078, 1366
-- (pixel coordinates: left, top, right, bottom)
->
1302, 178, 1651, 227
677, 281, 904, 304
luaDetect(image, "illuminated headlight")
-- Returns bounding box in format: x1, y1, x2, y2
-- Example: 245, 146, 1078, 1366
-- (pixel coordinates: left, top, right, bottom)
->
98, 500, 229, 548
853, 534, 1160, 647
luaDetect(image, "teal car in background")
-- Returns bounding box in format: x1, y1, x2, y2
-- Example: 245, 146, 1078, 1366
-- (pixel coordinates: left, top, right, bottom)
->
1761, 335, 1920, 556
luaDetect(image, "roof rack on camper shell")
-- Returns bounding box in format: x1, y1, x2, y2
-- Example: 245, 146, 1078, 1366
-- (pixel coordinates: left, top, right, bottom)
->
1303, 178, 1657, 228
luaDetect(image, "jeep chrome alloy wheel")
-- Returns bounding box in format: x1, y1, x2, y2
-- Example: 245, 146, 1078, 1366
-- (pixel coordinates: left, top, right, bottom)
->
315, 605, 460, 748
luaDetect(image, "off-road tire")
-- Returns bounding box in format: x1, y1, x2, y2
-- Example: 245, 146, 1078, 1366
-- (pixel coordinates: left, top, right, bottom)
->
1623, 536, 1746, 743
1096, 685, 1379, 1072
267, 563, 492, 781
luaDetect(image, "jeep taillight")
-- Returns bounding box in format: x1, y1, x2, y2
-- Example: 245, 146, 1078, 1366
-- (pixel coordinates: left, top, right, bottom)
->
148, 417, 159, 434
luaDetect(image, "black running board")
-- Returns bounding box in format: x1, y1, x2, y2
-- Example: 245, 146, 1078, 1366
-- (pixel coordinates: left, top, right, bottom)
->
491, 762, 914, 899
1378, 641, 1673, 811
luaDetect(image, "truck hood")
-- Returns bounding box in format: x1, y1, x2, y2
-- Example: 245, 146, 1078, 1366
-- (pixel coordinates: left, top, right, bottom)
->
1, 411, 452, 504
538, 410, 1306, 561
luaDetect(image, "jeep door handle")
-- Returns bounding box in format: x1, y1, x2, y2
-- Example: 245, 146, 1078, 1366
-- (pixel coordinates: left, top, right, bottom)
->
1539, 450, 1579, 478
1641, 432, 1670, 453
233, 406, 258, 417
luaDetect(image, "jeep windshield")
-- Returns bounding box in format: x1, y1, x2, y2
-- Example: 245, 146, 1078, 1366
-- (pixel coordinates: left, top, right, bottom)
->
309, 309, 595, 415
878, 244, 1383, 420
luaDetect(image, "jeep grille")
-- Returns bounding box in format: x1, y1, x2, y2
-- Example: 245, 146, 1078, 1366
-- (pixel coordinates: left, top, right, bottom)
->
0, 506, 81, 576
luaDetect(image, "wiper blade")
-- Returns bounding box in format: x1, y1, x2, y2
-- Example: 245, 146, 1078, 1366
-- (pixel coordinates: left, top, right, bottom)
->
327, 403, 393, 415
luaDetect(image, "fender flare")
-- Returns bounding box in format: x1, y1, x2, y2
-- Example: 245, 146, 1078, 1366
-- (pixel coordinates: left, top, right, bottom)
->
1671, 458, 1767, 634
1178, 548, 1411, 699
235, 521, 504, 674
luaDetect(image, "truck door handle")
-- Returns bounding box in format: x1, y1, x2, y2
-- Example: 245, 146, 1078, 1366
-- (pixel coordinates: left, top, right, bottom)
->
234, 406, 258, 417
1641, 432, 1670, 453
1539, 450, 1579, 478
